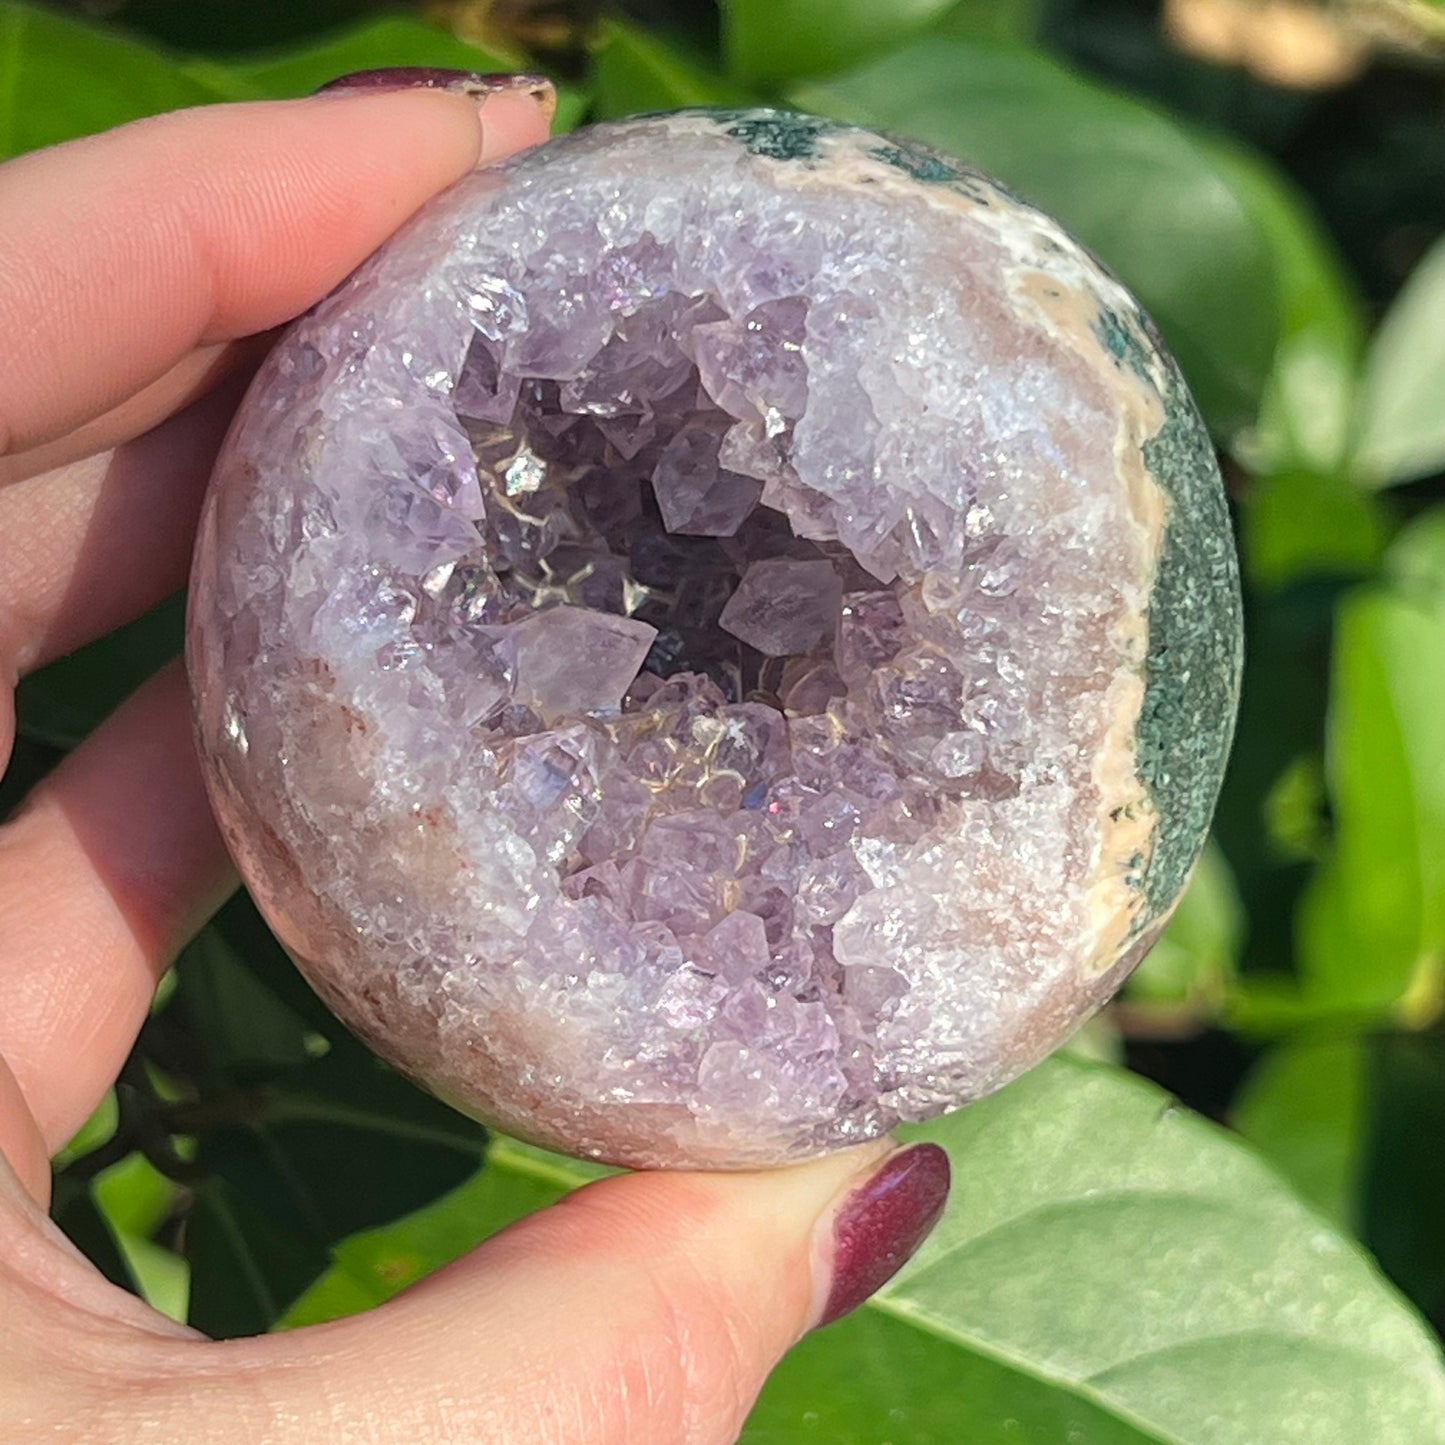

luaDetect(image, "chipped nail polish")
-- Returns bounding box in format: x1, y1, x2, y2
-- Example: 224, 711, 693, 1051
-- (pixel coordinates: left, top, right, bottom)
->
313, 67, 555, 109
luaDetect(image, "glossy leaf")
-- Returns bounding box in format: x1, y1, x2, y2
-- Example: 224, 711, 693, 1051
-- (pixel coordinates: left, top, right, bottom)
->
0, 2, 226, 160
1232, 1036, 1366, 1228
1241, 471, 1388, 590
186, 1179, 330, 1338
1215, 144, 1364, 479
282, 1138, 611, 1327
1308, 588, 1445, 1018
198, 1050, 486, 1247
0, 7, 587, 165
1354, 234, 1445, 487
797, 41, 1281, 436
592, 18, 756, 119
721, 0, 959, 85
747, 1056, 1445, 1443
93, 1154, 190, 1322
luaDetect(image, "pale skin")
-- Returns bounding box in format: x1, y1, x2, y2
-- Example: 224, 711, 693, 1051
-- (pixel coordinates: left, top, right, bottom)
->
0, 88, 906, 1443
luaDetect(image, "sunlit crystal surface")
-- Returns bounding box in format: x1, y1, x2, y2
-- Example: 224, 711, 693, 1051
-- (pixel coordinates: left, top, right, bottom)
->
188, 109, 1242, 1168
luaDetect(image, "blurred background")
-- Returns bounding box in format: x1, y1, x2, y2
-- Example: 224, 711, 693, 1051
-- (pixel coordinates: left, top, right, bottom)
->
3, 0, 1445, 1434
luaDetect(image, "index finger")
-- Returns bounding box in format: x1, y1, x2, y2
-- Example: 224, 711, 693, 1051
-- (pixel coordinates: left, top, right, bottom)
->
0, 84, 550, 460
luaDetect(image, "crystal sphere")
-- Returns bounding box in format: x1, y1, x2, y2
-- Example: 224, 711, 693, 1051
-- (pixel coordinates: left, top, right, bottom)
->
188, 109, 1242, 1168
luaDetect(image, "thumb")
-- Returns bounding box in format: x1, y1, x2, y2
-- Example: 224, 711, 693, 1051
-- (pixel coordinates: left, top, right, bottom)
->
130, 1140, 949, 1443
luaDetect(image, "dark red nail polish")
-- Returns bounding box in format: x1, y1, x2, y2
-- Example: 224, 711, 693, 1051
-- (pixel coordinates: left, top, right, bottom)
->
818, 1142, 951, 1327
313, 68, 554, 105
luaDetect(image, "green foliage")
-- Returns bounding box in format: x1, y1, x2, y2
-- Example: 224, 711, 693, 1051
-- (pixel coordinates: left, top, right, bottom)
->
748, 1057, 1445, 1444
1316, 588, 1445, 1014
720, 0, 959, 84
1220, 144, 1364, 480
0, 2, 218, 156
1354, 235, 1445, 489
1241, 472, 1386, 590
7, 0, 1445, 1436
592, 18, 756, 118
1233, 1035, 1366, 1227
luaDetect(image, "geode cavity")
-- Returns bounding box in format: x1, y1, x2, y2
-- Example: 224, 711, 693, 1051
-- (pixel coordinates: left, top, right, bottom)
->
188, 109, 1243, 1168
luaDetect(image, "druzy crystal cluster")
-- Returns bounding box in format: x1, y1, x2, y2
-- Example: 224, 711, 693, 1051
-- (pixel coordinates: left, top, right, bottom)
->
189, 109, 1242, 1168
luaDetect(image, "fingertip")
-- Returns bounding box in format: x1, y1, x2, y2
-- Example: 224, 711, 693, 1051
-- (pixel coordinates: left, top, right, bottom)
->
301, 84, 485, 172
814, 1141, 951, 1328
308, 79, 553, 170
477, 88, 555, 164
0, 89, 491, 455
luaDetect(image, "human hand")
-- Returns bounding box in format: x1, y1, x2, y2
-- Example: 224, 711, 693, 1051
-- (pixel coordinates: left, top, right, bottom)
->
0, 73, 949, 1443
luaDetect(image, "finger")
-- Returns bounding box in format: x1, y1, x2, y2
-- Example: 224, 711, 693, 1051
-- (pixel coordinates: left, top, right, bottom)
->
0, 1057, 49, 1206
0, 363, 255, 679
0, 339, 244, 490
0, 85, 550, 460
116, 1142, 950, 1444
0, 662, 233, 1150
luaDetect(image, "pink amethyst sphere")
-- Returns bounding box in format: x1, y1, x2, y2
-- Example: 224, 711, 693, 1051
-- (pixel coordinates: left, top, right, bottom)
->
188, 109, 1242, 1168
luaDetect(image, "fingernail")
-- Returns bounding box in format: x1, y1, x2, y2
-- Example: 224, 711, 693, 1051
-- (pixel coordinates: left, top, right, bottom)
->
815, 1142, 950, 1328
314, 67, 556, 118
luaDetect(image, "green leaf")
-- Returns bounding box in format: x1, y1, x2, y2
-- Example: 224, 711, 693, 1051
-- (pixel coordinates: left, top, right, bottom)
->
1361, 1034, 1445, 1321
1216, 145, 1364, 479
1354, 233, 1445, 488
52, 1091, 120, 1171
746, 1056, 1445, 1444
93, 1153, 190, 1322
14, 592, 185, 749
208, 889, 347, 1041
49, 1177, 140, 1298
795, 41, 1281, 437
173, 922, 315, 1081
1308, 588, 1445, 1019
1260, 753, 1329, 863
186, 1179, 331, 1338
1240, 471, 1388, 591
1123, 841, 1242, 1015
591, 18, 756, 120
281, 1137, 611, 1327
0, 2, 226, 159
1232, 1036, 1367, 1229
931, 0, 1044, 46
721, 0, 959, 86
197, 1050, 486, 1246
1385, 503, 1445, 605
